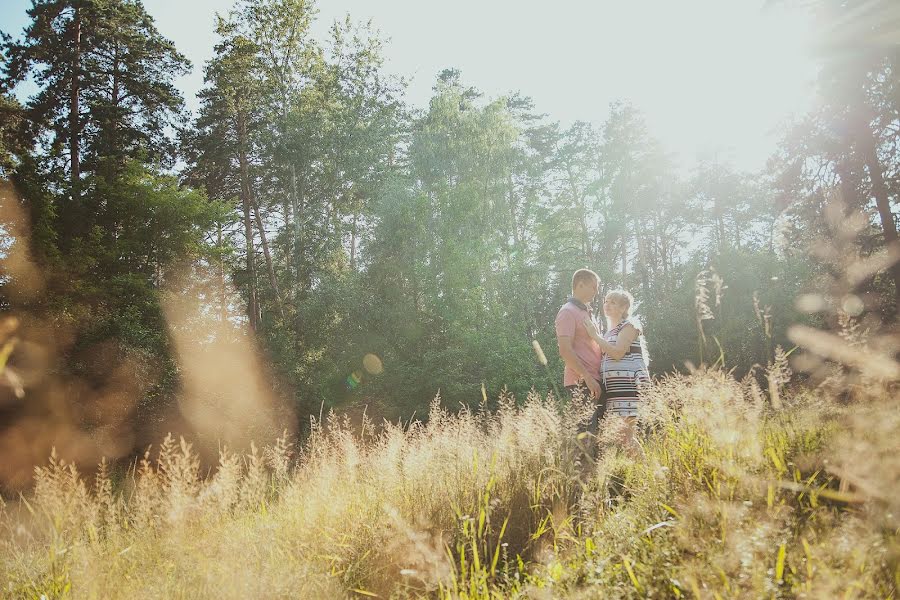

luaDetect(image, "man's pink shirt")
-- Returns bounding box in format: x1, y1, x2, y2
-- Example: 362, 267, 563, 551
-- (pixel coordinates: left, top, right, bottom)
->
555, 302, 603, 387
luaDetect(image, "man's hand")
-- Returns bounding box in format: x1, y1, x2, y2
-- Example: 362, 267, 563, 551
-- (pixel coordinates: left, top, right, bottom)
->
584, 375, 601, 399
558, 334, 601, 399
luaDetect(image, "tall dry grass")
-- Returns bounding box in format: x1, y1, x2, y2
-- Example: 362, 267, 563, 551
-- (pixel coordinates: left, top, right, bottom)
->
1, 361, 897, 599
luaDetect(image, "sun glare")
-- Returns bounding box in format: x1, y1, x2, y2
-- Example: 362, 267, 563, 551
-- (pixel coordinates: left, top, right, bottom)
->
625, 1, 817, 168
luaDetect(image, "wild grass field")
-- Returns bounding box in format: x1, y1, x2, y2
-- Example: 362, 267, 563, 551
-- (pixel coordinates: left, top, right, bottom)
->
2, 357, 897, 599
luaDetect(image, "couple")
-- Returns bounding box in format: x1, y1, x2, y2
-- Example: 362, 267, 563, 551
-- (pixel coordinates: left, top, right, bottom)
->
555, 268, 650, 452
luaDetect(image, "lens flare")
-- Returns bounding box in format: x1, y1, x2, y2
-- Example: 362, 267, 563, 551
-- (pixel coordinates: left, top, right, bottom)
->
363, 353, 384, 375
161, 275, 296, 456
532, 340, 548, 366
841, 294, 864, 317
346, 370, 363, 390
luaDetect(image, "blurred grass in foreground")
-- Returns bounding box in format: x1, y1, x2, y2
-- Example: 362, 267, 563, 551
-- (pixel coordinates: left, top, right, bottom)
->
1, 360, 897, 599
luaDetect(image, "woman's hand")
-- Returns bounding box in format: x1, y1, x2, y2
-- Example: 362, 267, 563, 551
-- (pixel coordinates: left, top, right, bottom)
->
582, 317, 602, 342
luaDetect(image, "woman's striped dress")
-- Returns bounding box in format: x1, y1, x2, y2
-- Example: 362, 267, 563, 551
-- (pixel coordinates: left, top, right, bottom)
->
601, 319, 651, 418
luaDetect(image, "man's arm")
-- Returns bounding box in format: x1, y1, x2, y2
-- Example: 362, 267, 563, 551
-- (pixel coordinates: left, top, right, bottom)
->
558, 335, 601, 398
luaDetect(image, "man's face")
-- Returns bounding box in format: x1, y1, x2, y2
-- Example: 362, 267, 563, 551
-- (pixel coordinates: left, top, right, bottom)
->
576, 277, 600, 304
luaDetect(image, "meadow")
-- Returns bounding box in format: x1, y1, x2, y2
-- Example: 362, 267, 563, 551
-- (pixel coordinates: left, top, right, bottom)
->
3, 356, 897, 599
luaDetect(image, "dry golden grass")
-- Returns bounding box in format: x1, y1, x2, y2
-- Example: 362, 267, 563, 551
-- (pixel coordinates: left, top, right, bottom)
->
1, 365, 897, 599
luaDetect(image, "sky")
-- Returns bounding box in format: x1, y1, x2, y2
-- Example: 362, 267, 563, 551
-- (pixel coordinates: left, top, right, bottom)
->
1, 0, 820, 172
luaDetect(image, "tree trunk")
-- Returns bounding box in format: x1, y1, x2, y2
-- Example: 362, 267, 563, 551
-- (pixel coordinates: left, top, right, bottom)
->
110, 41, 120, 172
861, 131, 900, 312
291, 166, 305, 286
237, 113, 258, 331
654, 211, 669, 292
507, 173, 521, 246
70, 4, 81, 196
281, 97, 299, 278
350, 209, 358, 271
282, 196, 291, 272
251, 192, 285, 319
634, 215, 650, 297
661, 232, 670, 291
288, 162, 300, 276
217, 222, 228, 325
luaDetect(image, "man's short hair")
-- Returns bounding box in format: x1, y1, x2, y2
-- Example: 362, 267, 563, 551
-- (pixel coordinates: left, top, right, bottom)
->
571, 268, 599, 292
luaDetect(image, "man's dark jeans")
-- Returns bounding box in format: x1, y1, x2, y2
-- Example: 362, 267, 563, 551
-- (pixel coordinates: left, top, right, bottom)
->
565, 383, 605, 470
566, 382, 606, 439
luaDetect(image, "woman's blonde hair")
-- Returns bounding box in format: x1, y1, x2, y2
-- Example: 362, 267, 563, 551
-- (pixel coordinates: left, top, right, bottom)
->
605, 289, 635, 318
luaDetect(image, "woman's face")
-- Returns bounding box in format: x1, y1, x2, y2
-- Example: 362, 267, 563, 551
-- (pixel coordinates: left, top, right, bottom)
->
603, 296, 627, 320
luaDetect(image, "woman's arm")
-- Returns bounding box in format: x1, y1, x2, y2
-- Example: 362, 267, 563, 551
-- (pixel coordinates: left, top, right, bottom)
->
582, 319, 639, 360
604, 324, 639, 360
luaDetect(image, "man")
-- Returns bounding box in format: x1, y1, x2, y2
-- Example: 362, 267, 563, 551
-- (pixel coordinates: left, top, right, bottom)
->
555, 268, 603, 415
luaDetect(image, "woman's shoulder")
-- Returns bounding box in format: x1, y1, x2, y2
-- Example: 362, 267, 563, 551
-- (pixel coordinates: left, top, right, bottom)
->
620, 319, 642, 336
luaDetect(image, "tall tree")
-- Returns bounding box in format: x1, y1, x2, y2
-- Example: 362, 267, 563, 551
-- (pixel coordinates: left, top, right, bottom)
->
324, 16, 405, 272
3, 0, 189, 243
189, 18, 269, 330
774, 0, 900, 313
234, 0, 319, 282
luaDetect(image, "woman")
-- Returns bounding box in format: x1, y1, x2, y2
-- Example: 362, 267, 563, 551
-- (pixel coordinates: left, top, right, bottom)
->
582, 289, 650, 452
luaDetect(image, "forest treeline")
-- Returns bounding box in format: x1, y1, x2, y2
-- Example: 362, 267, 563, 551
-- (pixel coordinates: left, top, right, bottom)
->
0, 0, 898, 437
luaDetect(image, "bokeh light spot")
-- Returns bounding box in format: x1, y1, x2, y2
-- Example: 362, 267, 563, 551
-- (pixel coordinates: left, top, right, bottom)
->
363, 353, 384, 375
841, 294, 864, 317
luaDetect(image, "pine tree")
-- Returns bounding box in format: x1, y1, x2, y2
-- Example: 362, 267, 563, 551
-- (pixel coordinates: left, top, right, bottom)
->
3, 0, 189, 244
188, 18, 269, 330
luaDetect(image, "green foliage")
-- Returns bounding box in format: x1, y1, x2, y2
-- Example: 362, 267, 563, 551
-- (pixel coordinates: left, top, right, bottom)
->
0, 93, 26, 176
3, 159, 225, 438
646, 247, 815, 374
2, 0, 190, 187
88, 161, 225, 276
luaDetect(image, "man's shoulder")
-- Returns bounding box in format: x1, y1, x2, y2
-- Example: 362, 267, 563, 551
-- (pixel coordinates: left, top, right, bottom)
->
555, 302, 581, 328
556, 301, 583, 316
